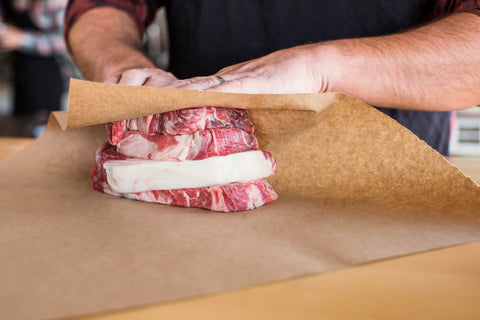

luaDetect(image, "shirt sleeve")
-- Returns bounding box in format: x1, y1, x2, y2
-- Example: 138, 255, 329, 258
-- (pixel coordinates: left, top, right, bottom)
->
425, 0, 480, 20
64, 0, 162, 38
21, 0, 68, 55
21, 30, 66, 55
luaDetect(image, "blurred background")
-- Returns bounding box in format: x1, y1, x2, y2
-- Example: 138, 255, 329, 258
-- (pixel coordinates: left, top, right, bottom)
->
0, 1, 168, 138
0, 0, 76, 137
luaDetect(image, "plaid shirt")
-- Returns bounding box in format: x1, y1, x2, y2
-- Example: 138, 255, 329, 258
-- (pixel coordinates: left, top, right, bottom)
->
12, 0, 69, 55
64, 0, 480, 37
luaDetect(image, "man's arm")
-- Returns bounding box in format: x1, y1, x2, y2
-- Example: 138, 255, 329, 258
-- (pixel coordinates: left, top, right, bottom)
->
67, 6, 175, 86
330, 12, 480, 111
172, 12, 480, 111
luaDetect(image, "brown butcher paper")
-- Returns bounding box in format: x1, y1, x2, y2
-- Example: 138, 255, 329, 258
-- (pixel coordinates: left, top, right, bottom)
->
1, 79, 479, 320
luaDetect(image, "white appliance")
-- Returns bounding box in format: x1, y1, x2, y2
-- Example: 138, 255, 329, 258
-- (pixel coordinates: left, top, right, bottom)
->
449, 107, 480, 156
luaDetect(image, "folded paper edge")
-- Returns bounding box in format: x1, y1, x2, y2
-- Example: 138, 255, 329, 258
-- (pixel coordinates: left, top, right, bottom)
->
65, 78, 343, 129
53, 111, 68, 130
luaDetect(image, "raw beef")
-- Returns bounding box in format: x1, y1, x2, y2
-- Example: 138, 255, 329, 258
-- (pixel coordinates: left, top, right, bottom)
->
108, 107, 254, 145
91, 143, 278, 212
91, 166, 278, 212
92, 106, 278, 212
93, 143, 276, 193
116, 128, 258, 161
92, 143, 127, 192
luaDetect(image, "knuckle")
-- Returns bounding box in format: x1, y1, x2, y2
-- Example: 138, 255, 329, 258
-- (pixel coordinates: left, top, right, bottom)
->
122, 69, 142, 77
207, 77, 219, 86
165, 71, 176, 79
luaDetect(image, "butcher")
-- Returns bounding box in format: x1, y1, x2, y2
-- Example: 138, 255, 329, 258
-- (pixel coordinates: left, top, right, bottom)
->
64, 0, 480, 156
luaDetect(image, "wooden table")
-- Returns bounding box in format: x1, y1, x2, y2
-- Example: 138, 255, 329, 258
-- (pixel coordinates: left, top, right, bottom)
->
0, 137, 34, 159
2, 137, 480, 320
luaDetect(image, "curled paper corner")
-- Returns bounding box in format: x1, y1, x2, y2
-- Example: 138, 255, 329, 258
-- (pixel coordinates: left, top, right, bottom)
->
53, 111, 68, 130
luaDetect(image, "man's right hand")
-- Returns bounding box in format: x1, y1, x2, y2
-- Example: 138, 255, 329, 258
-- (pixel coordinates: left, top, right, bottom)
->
67, 7, 178, 88
67, 7, 173, 84
103, 67, 177, 87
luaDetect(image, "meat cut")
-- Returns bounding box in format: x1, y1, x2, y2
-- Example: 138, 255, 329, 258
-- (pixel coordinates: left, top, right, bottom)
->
108, 106, 254, 145
94, 143, 276, 193
91, 144, 278, 212
115, 128, 258, 161
92, 106, 278, 212
92, 165, 278, 212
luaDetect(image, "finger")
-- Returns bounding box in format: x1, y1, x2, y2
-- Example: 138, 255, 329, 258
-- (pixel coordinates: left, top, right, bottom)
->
206, 77, 267, 94
164, 79, 193, 89
118, 69, 153, 86
174, 76, 229, 91
143, 73, 177, 87
104, 74, 121, 84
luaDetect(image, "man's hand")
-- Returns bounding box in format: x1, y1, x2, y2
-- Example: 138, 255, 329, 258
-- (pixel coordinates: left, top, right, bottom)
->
68, 7, 177, 87
68, 7, 167, 83
0, 25, 24, 52
104, 67, 177, 87
167, 44, 335, 94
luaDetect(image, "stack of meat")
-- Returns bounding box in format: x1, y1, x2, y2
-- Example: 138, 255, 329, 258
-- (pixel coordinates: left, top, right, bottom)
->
91, 107, 278, 212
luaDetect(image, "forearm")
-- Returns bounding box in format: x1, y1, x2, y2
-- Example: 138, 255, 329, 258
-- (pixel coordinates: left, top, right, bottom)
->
67, 7, 155, 81
324, 12, 480, 111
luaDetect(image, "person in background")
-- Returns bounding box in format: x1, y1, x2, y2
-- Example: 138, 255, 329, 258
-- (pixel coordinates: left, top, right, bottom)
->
65, 1, 480, 155
0, 0, 71, 136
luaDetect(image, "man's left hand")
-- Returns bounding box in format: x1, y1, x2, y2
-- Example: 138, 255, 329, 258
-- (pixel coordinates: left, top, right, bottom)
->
167, 44, 335, 94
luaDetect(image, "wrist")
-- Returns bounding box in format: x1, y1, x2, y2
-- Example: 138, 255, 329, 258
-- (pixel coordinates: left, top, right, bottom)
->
100, 54, 156, 82
307, 41, 346, 93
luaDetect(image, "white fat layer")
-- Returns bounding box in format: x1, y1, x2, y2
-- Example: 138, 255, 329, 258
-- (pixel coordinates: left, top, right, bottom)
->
104, 150, 274, 193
